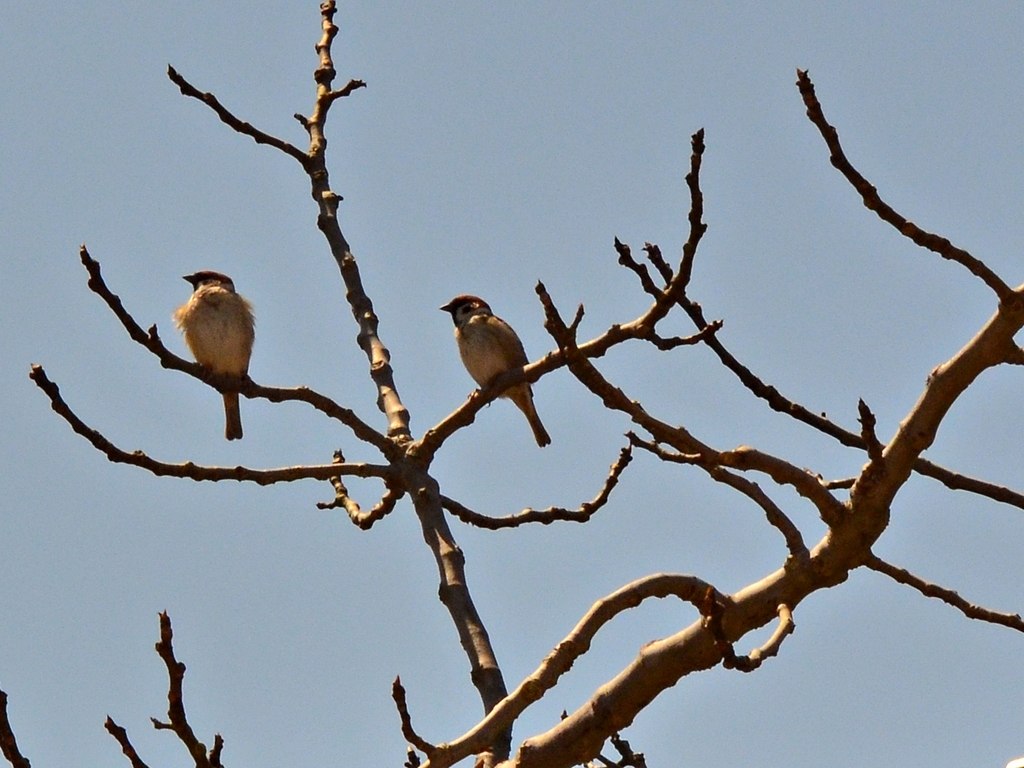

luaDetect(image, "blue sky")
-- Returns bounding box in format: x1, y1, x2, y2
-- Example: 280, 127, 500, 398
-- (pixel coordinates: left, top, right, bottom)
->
1, 3, 1023, 766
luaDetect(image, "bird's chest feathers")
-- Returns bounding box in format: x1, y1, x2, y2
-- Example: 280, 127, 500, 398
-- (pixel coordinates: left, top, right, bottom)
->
178, 292, 253, 374
455, 315, 523, 386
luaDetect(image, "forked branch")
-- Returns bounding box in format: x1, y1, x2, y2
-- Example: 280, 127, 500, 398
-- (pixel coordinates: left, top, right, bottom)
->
105, 614, 223, 768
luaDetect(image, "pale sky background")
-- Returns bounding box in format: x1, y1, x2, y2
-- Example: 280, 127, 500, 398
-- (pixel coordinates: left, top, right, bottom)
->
2, 2, 1023, 767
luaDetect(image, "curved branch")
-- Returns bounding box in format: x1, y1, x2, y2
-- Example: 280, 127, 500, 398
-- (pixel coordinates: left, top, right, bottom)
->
392, 677, 437, 757
319, 462, 405, 529
628, 434, 808, 559
425, 574, 717, 768
865, 554, 1024, 632
440, 446, 632, 529
705, 601, 795, 672
850, 291, 1024, 522
30, 364, 391, 485
796, 69, 1013, 302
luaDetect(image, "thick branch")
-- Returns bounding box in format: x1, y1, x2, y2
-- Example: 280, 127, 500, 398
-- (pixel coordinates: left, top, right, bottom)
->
0, 689, 31, 768
850, 292, 1024, 525
402, 471, 511, 764
865, 554, 1024, 632
440, 447, 632, 530
425, 574, 717, 768
796, 69, 1013, 302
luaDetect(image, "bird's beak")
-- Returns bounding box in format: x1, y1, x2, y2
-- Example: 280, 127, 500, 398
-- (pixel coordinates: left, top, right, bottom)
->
439, 301, 454, 312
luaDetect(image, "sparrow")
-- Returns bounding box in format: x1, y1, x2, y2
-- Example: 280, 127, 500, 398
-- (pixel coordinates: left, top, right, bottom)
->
441, 294, 551, 447
174, 271, 255, 440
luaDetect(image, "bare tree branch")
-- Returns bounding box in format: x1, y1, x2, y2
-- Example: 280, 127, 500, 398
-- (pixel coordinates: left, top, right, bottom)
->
705, 602, 795, 672
916, 462, 1024, 509
392, 677, 437, 758
440, 446, 633, 530
149, 613, 221, 768
627, 233, 1024, 514
643, 243, 673, 285
30, 363, 391, 485
0, 689, 31, 768
296, 1, 407, 441
104, 717, 152, 768
167, 64, 311, 167
848, 292, 1024, 524
317, 451, 406, 527
628, 434, 808, 559
865, 554, 1024, 632
424, 574, 719, 768
591, 733, 648, 768
857, 398, 884, 464
795, 69, 1013, 302
615, 238, 659, 297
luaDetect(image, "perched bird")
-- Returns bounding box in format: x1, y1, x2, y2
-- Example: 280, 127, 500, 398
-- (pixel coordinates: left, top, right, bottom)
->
440, 294, 551, 447
174, 271, 255, 441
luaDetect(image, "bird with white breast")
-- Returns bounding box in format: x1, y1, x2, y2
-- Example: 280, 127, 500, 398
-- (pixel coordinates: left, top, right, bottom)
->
174, 270, 255, 441
441, 294, 551, 447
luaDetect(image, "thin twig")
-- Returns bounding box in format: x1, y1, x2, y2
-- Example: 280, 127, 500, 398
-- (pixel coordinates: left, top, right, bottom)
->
392, 677, 436, 757
646, 320, 722, 350
857, 398, 884, 464
643, 243, 673, 285
151, 613, 217, 768
705, 601, 795, 673
441, 447, 633, 529
105, 717, 153, 768
167, 65, 311, 167
319, 473, 405, 529
615, 239, 659, 297
796, 69, 1013, 303
865, 554, 1024, 632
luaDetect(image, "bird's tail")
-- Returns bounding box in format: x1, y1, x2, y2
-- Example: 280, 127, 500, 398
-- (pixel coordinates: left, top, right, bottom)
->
510, 386, 551, 447
223, 391, 243, 440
